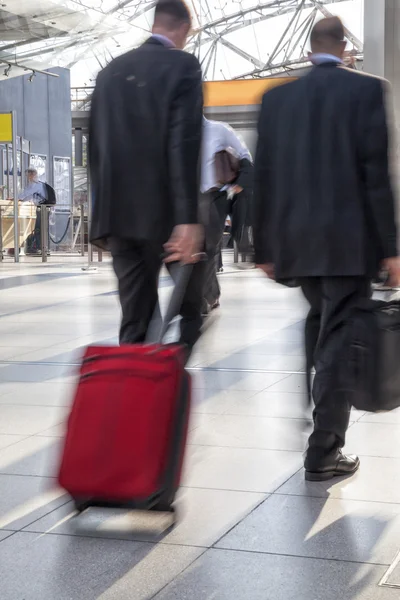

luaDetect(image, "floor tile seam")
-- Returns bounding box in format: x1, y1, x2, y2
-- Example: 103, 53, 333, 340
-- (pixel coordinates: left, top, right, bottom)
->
0, 402, 71, 408
271, 491, 400, 507
0, 361, 308, 376
34, 420, 65, 437
179, 484, 296, 494
17, 527, 211, 551
192, 414, 312, 423
186, 444, 304, 455
0, 273, 86, 295
0, 531, 16, 544
0, 426, 64, 456
177, 469, 306, 497
0, 432, 38, 453
214, 388, 265, 412
186, 443, 308, 453
209, 494, 271, 551
199, 411, 361, 424
0, 286, 119, 323
15, 498, 77, 532
148, 548, 210, 600
190, 367, 306, 375
196, 412, 314, 421
205, 545, 392, 568
0, 472, 57, 479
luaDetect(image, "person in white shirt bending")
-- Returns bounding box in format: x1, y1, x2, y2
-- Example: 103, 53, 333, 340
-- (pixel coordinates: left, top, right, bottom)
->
201, 117, 253, 314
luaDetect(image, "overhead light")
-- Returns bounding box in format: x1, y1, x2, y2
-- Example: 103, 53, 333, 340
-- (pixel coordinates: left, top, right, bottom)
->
3, 64, 11, 77
28, 71, 36, 83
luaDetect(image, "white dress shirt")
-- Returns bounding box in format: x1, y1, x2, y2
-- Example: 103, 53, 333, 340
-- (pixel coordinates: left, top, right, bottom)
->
18, 180, 47, 205
201, 118, 252, 194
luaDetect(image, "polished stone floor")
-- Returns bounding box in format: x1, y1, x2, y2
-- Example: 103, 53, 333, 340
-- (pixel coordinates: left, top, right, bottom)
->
0, 253, 399, 599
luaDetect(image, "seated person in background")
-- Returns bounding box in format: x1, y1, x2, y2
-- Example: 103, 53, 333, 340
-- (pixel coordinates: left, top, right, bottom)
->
18, 167, 47, 254
201, 117, 253, 314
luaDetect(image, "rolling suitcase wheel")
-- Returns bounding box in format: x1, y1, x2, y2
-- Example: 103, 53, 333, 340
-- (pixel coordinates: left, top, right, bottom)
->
150, 502, 177, 527
150, 502, 175, 514
74, 499, 90, 514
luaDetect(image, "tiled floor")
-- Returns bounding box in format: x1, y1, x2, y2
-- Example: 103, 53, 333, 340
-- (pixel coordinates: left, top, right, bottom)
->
0, 254, 399, 599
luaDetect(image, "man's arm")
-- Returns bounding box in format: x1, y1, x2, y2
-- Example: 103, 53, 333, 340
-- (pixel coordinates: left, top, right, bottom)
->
362, 79, 398, 260
222, 124, 252, 162
18, 182, 40, 201
253, 93, 273, 268
168, 54, 203, 226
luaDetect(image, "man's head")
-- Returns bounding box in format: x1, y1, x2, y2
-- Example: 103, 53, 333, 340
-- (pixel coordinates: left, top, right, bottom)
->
310, 16, 346, 60
26, 167, 38, 182
152, 0, 192, 50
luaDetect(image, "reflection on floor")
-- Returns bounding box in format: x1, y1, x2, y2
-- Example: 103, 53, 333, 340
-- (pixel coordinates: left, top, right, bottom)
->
0, 255, 399, 599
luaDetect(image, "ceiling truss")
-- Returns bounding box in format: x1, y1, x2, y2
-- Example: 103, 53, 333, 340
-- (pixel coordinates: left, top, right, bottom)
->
0, 0, 363, 82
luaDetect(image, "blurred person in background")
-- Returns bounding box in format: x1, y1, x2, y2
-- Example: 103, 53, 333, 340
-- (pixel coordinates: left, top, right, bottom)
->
253, 16, 400, 481
201, 116, 253, 315
19, 167, 47, 255
89, 0, 204, 357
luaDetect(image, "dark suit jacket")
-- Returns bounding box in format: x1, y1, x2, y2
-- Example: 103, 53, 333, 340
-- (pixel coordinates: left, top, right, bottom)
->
253, 63, 398, 279
89, 38, 203, 248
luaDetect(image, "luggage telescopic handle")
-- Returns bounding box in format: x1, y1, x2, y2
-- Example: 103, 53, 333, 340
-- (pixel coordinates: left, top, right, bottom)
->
157, 262, 194, 343
147, 253, 207, 345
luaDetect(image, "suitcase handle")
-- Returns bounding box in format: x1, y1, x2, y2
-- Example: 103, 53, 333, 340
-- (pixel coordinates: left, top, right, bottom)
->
157, 263, 193, 344
146, 260, 202, 345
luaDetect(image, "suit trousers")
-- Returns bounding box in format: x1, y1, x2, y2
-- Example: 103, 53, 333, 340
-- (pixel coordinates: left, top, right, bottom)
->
203, 190, 229, 307
300, 276, 371, 468
109, 238, 205, 351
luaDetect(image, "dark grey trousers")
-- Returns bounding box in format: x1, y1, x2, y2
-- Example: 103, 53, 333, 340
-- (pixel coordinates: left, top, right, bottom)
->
110, 238, 205, 351
300, 276, 371, 468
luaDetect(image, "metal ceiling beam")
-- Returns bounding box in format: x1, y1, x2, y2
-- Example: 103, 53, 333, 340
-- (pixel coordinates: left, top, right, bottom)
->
263, 0, 305, 67
188, 0, 363, 82
0, 0, 363, 83
201, 31, 265, 69
192, 0, 350, 34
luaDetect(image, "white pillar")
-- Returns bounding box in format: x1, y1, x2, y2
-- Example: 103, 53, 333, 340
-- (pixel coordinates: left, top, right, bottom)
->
364, 0, 400, 205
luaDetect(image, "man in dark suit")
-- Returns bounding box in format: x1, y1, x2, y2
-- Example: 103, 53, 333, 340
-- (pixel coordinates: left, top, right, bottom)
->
253, 17, 400, 481
89, 0, 204, 353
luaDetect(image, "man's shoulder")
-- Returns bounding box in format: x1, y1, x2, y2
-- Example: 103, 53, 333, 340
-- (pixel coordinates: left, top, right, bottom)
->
98, 45, 200, 80
169, 49, 202, 76
336, 66, 386, 88
261, 79, 299, 104
207, 119, 233, 133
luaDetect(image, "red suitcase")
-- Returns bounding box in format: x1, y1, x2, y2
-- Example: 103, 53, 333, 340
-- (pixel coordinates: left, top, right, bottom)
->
58, 265, 193, 515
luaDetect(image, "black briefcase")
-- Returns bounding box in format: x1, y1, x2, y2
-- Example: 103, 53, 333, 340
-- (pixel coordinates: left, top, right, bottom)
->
347, 299, 400, 412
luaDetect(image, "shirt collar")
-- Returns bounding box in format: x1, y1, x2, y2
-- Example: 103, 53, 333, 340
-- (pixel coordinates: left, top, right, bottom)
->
310, 53, 344, 66
151, 34, 175, 49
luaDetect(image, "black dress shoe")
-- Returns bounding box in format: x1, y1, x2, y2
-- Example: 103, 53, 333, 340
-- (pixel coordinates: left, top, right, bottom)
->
305, 452, 360, 482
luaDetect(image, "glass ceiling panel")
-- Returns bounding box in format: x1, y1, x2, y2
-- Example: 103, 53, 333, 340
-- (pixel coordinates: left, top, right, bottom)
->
0, 0, 363, 84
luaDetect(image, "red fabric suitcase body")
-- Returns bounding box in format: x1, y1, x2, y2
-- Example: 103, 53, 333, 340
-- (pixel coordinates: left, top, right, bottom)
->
58, 265, 194, 515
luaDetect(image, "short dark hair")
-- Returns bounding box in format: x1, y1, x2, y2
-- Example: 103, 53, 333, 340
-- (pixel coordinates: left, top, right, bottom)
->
310, 16, 345, 50
154, 0, 192, 28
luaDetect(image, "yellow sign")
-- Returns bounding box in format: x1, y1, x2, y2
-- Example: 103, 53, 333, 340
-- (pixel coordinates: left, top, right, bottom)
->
204, 78, 293, 107
0, 113, 12, 143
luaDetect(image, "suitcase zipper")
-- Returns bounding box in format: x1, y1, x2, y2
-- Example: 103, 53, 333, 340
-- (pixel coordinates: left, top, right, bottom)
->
83, 350, 179, 366
80, 369, 168, 381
